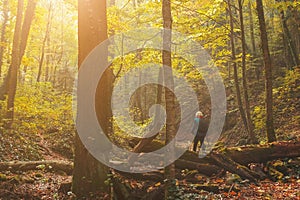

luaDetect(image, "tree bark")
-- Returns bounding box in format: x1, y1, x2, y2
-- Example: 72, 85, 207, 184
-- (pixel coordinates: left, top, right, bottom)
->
238, 0, 257, 144
162, 0, 175, 199
45, 34, 51, 82
19, 0, 37, 63
72, 0, 112, 197
255, 0, 276, 142
248, 1, 256, 55
248, 1, 260, 81
279, 9, 299, 68
5, 0, 24, 127
6, 0, 37, 127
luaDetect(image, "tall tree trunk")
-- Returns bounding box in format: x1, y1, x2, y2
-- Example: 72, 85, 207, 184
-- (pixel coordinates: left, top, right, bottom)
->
248, 1, 259, 81
51, 1, 64, 87
19, 0, 37, 62
162, 0, 175, 199
0, 0, 9, 78
238, 0, 257, 144
72, 0, 111, 197
255, 0, 276, 142
45, 35, 50, 82
227, 0, 249, 137
37, 2, 52, 82
6, 0, 37, 127
248, 1, 256, 54
290, 8, 300, 55
5, 0, 24, 127
279, 9, 299, 68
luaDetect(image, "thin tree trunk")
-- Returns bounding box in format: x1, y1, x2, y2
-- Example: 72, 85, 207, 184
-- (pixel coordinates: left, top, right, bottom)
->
238, 0, 257, 144
72, 0, 111, 197
37, 2, 52, 82
5, 0, 24, 127
249, 1, 256, 54
6, 0, 37, 127
0, 0, 9, 78
51, 1, 64, 87
52, 44, 64, 87
162, 0, 175, 199
19, 0, 37, 62
227, 0, 249, 137
255, 0, 276, 142
248, 1, 260, 81
279, 9, 299, 68
45, 35, 50, 82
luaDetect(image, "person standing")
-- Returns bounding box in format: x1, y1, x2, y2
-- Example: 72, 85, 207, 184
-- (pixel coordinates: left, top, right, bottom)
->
192, 111, 208, 152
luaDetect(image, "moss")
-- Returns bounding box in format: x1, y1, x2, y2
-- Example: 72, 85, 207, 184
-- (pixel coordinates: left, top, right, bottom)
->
0, 173, 7, 181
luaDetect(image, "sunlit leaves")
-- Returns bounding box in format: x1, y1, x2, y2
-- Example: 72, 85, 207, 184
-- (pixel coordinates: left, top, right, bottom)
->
13, 82, 74, 134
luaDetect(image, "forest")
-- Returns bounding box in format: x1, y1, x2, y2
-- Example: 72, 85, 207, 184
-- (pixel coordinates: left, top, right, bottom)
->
0, 0, 299, 199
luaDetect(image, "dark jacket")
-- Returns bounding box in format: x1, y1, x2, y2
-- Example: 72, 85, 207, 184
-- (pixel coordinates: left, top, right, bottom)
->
193, 119, 209, 136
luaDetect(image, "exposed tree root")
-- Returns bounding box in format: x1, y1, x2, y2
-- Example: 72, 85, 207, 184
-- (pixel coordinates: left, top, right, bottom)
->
0, 160, 73, 175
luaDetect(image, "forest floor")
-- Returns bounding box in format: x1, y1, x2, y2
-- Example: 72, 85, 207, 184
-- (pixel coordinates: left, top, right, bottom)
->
0, 131, 299, 199
0, 164, 300, 199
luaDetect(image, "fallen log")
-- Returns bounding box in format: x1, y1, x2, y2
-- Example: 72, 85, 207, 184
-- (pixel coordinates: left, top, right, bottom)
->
129, 139, 300, 166
116, 160, 221, 182
209, 152, 265, 182
128, 139, 300, 180
224, 141, 300, 165
0, 159, 218, 178
0, 141, 299, 182
0, 160, 73, 175
175, 159, 221, 176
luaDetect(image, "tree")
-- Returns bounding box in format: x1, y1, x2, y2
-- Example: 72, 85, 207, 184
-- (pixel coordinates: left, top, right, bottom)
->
0, 0, 9, 78
0, 0, 37, 100
162, 0, 176, 199
37, 2, 52, 82
6, 0, 37, 127
5, 0, 24, 128
72, 0, 112, 196
248, 1, 260, 81
278, 3, 299, 68
227, 0, 249, 139
255, 0, 276, 142
237, 0, 257, 143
